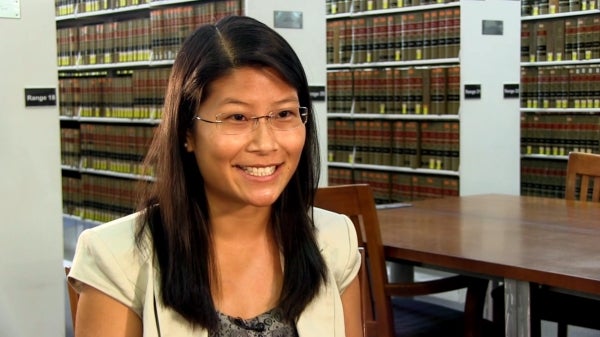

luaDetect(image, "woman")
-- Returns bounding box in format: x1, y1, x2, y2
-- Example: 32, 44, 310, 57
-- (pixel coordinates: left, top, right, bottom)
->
69, 15, 361, 337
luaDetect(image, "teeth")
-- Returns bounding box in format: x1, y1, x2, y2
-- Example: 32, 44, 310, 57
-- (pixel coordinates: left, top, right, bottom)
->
242, 166, 276, 177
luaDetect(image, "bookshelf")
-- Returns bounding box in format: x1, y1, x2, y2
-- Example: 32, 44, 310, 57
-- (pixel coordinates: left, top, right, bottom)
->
56, 0, 328, 260
56, 0, 242, 229
519, 2, 600, 198
325, 0, 521, 203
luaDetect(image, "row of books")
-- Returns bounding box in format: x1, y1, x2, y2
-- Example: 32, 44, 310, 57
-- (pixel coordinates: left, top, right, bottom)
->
521, 0, 599, 16
59, 67, 170, 118
57, 18, 150, 66
521, 15, 600, 63
327, 66, 460, 115
56, 0, 150, 16
57, 1, 241, 66
521, 113, 600, 155
150, 1, 241, 61
62, 174, 140, 223
328, 167, 459, 203
61, 128, 81, 168
520, 66, 600, 109
326, 0, 458, 15
61, 123, 155, 175
521, 158, 567, 198
327, 8, 460, 64
329, 119, 459, 171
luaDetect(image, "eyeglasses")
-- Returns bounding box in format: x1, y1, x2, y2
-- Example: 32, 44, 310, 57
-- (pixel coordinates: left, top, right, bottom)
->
192, 107, 308, 135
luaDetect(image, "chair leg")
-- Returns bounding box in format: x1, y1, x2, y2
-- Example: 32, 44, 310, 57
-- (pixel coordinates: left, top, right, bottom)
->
530, 317, 541, 337
557, 323, 567, 337
491, 285, 505, 337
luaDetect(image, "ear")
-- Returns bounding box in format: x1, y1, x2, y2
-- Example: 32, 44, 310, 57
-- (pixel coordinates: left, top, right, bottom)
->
184, 131, 195, 152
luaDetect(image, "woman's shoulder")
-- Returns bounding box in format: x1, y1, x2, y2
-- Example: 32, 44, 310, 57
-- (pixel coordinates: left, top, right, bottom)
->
311, 207, 361, 291
69, 212, 153, 315
311, 207, 356, 249
312, 207, 350, 228
80, 212, 146, 253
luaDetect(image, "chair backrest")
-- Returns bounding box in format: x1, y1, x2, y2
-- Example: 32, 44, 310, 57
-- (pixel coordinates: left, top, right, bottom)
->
565, 152, 600, 202
314, 184, 394, 337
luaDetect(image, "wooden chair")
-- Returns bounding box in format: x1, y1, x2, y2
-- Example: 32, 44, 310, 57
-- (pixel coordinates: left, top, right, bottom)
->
565, 151, 600, 202
532, 151, 600, 336
493, 152, 600, 337
64, 266, 79, 330
315, 184, 490, 337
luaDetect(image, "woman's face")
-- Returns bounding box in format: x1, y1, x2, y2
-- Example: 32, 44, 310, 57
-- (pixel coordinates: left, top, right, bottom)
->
186, 67, 306, 213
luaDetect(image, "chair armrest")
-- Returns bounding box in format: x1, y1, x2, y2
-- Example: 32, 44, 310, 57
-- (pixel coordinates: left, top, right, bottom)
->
385, 275, 478, 297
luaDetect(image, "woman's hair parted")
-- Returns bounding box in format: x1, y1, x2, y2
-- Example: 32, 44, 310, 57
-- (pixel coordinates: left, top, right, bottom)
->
135, 15, 326, 331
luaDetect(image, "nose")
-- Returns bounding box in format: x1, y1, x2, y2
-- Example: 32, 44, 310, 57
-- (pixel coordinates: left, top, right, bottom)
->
248, 116, 277, 151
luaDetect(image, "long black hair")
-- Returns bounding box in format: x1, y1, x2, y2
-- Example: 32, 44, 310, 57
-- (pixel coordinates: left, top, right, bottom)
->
136, 15, 326, 332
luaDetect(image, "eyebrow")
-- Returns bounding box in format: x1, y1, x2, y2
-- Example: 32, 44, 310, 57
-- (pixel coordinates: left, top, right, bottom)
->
218, 97, 300, 107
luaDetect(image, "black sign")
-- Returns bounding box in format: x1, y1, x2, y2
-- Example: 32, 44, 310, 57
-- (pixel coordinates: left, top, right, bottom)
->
25, 88, 57, 107
309, 85, 326, 102
503, 84, 520, 99
464, 84, 481, 99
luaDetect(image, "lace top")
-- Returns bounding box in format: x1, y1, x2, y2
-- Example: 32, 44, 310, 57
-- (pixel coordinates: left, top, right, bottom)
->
210, 308, 298, 337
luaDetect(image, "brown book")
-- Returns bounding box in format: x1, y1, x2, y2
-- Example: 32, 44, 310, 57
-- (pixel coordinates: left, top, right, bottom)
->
327, 119, 337, 162
391, 68, 402, 114
537, 68, 551, 109
393, 14, 404, 61
372, 15, 389, 62
429, 67, 447, 114
354, 18, 367, 64
326, 20, 338, 64
399, 68, 410, 114
411, 68, 424, 114
340, 70, 353, 113
412, 12, 424, 60
422, 11, 433, 60
391, 173, 412, 202
535, 22, 548, 62
553, 19, 565, 61
419, 122, 435, 169
592, 16, 600, 60
442, 177, 459, 197
354, 69, 366, 113
354, 120, 370, 164
327, 71, 337, 112
450, 122, 459, 171
521, 22, 532, 62
446, 66, 460, 115
594, 67, 600, 109
447, 8, 461, 59
392, 120, 405, 167
379, 68, 394, 114
430, 9, 441, 59
404, 121, 419, 168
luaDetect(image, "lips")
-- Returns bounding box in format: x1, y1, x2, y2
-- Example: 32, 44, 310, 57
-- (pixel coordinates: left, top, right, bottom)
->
240, 165, 277, 177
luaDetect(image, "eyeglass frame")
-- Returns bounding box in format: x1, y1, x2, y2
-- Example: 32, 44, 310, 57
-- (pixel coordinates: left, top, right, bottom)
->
191, 106, 309, 135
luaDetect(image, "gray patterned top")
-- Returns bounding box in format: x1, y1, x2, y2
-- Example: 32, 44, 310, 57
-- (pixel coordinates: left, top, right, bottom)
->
210, 308, 298, 337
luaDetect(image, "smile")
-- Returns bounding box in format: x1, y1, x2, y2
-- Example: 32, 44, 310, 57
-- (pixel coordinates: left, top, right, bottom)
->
241, 165, 277, 177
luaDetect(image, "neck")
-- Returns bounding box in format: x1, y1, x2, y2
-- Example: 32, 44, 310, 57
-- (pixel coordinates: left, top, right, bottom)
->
210, 205, 273, 242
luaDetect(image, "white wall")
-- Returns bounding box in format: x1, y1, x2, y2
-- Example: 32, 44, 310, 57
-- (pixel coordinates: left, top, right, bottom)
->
0, 1, 64, 336
244, 0, 328, 185
459, 0, 521, 196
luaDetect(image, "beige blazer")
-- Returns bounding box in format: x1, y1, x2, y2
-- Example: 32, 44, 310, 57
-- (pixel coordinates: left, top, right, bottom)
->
69, 207, 360, 337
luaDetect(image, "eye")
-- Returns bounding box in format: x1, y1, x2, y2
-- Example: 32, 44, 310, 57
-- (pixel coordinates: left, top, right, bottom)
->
221, 113, 249, 123
274, 108, 297, 119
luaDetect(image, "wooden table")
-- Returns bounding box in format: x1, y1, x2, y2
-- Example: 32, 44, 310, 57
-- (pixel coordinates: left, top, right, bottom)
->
377, 194, 600, 337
